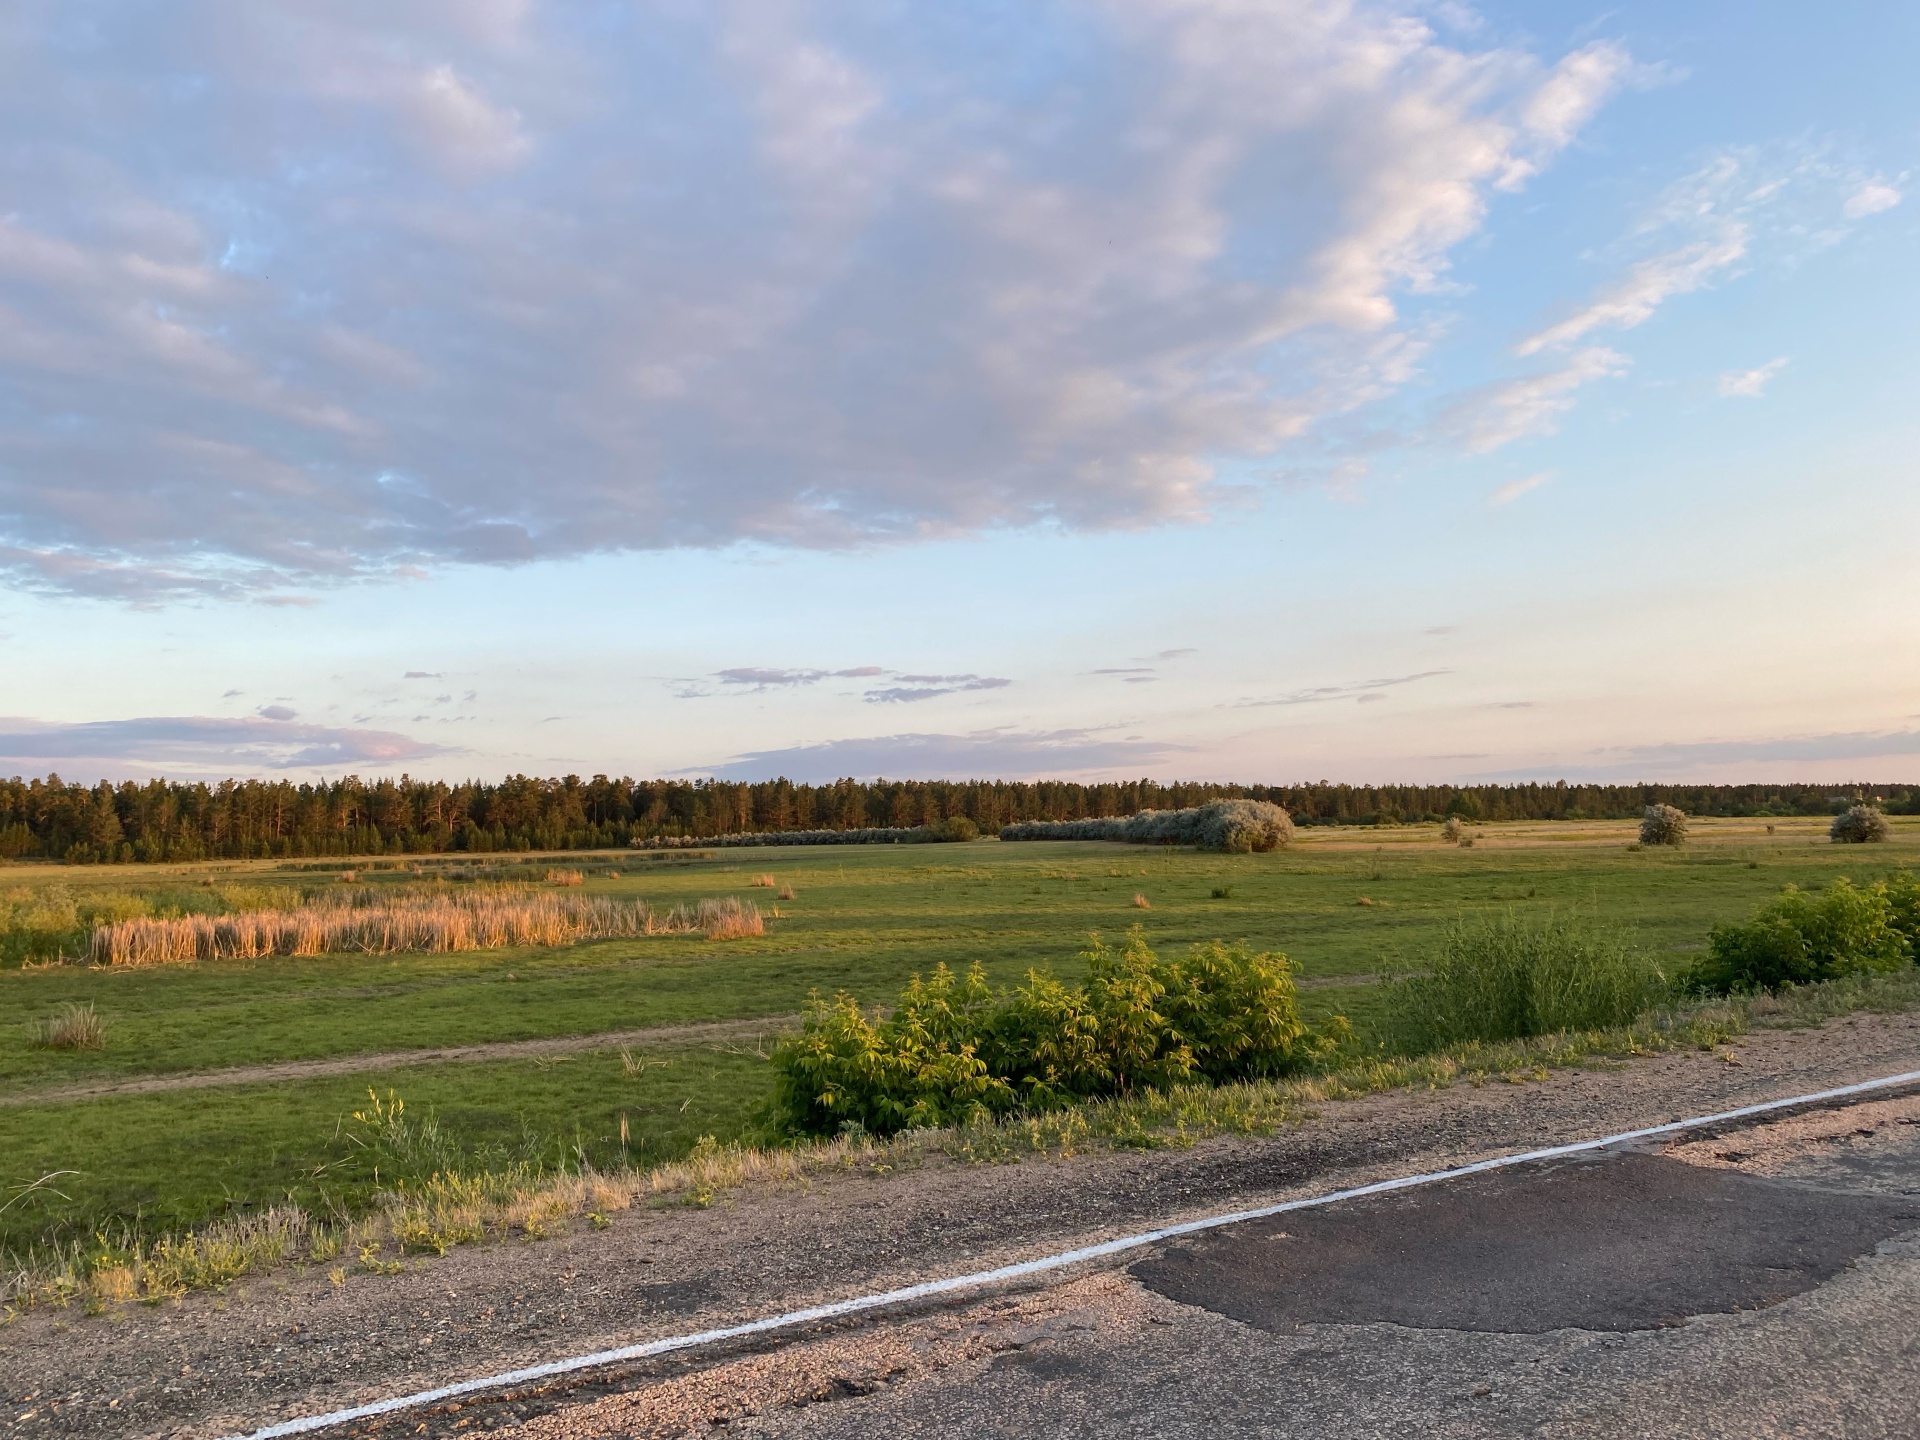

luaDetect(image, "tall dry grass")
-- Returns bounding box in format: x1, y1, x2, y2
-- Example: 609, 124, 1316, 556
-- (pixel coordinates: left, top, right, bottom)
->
88, 891, 763, 965
25, 1001, 105, 1050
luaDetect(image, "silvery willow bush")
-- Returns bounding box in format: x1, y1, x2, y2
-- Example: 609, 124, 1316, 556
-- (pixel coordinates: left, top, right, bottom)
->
1638, 804, 1688, 846
999, 800, 1294, 853
1830, 805, 1891, 844
769, 927, 1347, 1136
1689, 874, 1919, 993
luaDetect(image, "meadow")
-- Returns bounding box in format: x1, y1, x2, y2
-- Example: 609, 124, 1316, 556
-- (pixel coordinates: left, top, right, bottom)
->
2, 814, 1916, 1285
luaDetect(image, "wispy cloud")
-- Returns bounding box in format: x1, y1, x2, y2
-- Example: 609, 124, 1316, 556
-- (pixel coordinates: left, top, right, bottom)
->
687, 665, 1007, 703
1844, 181, 1902, 219
1488, 472, 1551, 507
1235, 670, 1450, 708
712, 667, 885, 691
864, 675, 1011, 704
1718, 358, 1788, 398
0, 715, 451, 778
1517, 231, 1748, 356
1444, 348, 1628, 453
697, 728, 1189, 783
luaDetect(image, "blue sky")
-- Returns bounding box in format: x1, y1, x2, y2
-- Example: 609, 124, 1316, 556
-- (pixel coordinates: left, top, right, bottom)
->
1, 0, 1914, 786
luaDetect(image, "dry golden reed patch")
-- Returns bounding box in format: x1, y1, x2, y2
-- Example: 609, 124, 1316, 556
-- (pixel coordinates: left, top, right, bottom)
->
751, 874, 777, 888
1131, 892, 1152, 909
87, 891, 767, 965
777, 883, 798, 901
544, 868, 585, 887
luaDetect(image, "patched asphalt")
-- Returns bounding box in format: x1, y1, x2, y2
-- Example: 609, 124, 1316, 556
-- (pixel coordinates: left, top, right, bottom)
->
1129, 1148, 1920, 1334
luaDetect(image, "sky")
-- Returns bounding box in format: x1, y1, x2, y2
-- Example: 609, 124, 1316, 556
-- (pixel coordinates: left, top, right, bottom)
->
1, 0, 1915, 788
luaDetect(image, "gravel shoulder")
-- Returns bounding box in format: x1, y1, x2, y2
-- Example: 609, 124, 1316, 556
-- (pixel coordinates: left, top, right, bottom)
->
5, 1010, 1918, 1440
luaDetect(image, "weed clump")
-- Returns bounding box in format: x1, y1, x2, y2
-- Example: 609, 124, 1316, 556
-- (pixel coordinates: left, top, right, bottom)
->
1440, 816, 1464, 844
1831, 805, 1891, 844
26, 1001, 105, 1050
1639, 804, 1688, 847
768, 929, 1348, 1137
1688, 874, 1919, 993
1380, 912, 1669, 1053
1000, 800, 1293, 853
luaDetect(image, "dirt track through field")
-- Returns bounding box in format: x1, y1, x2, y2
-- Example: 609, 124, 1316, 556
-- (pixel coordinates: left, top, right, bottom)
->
4, 974, 1381, 1108
0, 1015, 800, 1107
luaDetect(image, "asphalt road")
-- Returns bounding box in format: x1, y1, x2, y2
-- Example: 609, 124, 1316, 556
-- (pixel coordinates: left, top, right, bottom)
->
484, 1091, 1920, 1440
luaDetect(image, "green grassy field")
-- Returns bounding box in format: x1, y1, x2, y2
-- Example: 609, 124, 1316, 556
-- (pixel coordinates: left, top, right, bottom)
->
2, 815, 1914, 1259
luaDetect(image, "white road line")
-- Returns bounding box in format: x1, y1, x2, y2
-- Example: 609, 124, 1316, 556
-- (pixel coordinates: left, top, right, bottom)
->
228, 1067, 1920, 1440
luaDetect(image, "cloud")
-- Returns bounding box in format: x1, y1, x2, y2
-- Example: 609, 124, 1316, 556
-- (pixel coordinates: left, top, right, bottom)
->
1844, 181, 1901, 219
0, 715, 451, 778
256, 704, 298, 721
694, 666, 1006, 702
1235, 670, 1450, 708
697, 728, 1191, 783
864, 675, 1011, 704
0, 4, 1630, 598
1718, 358, 1788, 398
1444, 347, 1628, 452
1503, 42, 1638, 185
712, 667, 883, 690
1517, 231, 1748, 355
1488, 472, 1551, 506
403, 670, 443, 680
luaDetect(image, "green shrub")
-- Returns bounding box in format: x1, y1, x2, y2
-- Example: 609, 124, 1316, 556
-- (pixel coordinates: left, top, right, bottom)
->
1691, 877, 1914, 993
1638, 804, 1688, 846
1381, 912, 1669, 1053
768, 928, 1341, 1136
1830, 805, 1891, 844
999, 800, 1294, 853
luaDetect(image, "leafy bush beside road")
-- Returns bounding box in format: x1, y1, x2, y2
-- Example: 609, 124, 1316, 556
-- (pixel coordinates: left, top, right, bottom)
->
1690, 874, 1920, 993
770, 927, 1345, 1136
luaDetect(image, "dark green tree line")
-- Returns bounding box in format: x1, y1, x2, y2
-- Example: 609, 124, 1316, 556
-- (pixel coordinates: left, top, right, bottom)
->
0, 773, 1908, 865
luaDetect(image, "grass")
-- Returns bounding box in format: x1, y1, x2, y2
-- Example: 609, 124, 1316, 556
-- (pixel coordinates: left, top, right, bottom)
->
1378, 910, 1670, 1052
12, 966, 1916, 1315
0, 814, 1916, 1311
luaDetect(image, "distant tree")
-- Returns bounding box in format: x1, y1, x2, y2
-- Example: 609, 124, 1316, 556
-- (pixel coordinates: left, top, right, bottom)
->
1830, 805, 1891, 844
1440, 816, 1465, 844
1639, 804, 1689, 847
